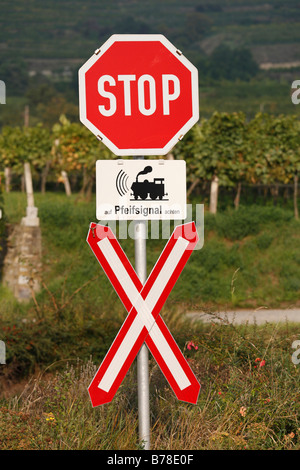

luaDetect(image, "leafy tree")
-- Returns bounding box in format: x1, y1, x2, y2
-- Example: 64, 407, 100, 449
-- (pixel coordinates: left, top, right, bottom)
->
0, 170, 5, 272
208, 45, 258, 81
76, 18, 113, 41
0, 126, 27, 176
0, 112, 298, 216
184, 12, 213, 42
0, 57, 29, 96
246, 113, 300, 216
175, 112, 247, 211
0, 124, 52, 189
35, 96, 79, 128
114, 16, 152, 35
26, 83, 57, 108
52, 115, 113, 199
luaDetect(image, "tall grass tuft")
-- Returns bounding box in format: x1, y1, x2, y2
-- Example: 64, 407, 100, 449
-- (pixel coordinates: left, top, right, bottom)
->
1, 316, 299, 450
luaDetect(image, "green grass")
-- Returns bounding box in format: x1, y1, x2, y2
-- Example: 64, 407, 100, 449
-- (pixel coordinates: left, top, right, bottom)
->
0, 191, 300, 450
1, 320, 300, 450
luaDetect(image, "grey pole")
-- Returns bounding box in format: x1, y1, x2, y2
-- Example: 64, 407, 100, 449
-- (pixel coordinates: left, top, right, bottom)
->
134, 157, 150, 450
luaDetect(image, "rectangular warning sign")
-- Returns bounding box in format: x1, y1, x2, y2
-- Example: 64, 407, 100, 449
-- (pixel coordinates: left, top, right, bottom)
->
96, 159, 186, 220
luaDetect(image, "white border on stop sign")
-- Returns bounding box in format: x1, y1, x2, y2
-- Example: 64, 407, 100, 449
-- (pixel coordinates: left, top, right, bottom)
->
78, 34, 199, 156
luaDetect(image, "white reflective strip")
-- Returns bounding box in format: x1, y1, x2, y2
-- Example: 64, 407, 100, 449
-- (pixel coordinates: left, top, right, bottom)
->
98, 237, 140, 306
99, 315, 144, 392
97, 236, 191, 392
145, 237, 189, 310
149, 322, 191, 389
96, 238, 145, 392
145, 237, 191, 390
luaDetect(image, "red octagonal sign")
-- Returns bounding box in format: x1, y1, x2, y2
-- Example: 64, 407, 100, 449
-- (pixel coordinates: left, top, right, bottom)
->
79, 34, 199, 156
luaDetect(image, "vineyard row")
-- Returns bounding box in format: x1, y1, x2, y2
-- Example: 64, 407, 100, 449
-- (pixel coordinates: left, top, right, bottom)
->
0, 111, 299, 215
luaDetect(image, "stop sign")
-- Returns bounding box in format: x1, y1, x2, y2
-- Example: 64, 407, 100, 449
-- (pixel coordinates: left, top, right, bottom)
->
79, 34, 199, 156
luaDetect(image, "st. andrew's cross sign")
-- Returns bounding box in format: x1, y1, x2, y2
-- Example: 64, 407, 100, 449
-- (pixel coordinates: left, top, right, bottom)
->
78, 34, 199, 156
87, 222, 201, 407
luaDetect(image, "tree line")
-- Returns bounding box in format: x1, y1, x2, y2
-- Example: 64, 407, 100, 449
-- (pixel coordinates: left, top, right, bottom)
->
174, 111, 300, 218
0, 111, 299, 218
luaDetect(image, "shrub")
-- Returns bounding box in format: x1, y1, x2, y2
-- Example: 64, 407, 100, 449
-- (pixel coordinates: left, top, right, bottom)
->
0, 180, 6, 276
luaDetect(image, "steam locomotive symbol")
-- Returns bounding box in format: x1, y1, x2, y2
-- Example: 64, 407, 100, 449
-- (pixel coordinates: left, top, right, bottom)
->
115, 166, 168, 201
131, 166, 168, 201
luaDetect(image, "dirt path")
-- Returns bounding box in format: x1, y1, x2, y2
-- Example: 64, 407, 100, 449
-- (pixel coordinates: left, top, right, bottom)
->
186, 308, 300, 325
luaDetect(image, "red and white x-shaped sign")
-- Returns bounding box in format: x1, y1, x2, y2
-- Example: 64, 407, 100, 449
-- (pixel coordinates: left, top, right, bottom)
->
87, 222, 201, 407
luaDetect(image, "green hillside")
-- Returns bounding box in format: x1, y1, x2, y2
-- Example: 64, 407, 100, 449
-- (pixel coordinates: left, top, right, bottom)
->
0, 0, 299, 60
0, 0, 299, 124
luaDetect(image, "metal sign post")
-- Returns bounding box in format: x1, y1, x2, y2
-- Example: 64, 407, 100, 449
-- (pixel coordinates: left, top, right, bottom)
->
134, 155, 150, 449
134, 217, 150, 450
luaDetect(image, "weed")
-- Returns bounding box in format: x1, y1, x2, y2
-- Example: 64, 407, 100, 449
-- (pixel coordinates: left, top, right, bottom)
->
2, 315, 299, 451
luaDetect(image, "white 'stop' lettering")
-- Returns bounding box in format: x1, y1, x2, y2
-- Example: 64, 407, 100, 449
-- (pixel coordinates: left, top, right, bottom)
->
97, 74, 180, 116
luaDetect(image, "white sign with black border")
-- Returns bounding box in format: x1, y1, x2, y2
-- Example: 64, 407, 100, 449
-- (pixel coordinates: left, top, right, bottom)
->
96, 159, 186, 220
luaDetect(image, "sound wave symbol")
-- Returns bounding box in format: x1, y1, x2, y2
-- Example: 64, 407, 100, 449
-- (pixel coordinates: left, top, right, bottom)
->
116, 170, 130, 196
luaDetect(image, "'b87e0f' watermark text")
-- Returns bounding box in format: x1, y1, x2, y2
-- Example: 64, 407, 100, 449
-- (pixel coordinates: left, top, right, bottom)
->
291, 80, 300, 105
0, 80, 6, 104
0, 341, 6, 364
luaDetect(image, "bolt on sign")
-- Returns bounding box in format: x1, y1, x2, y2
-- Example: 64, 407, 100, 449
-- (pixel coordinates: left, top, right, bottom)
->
78, 34, 199, 156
